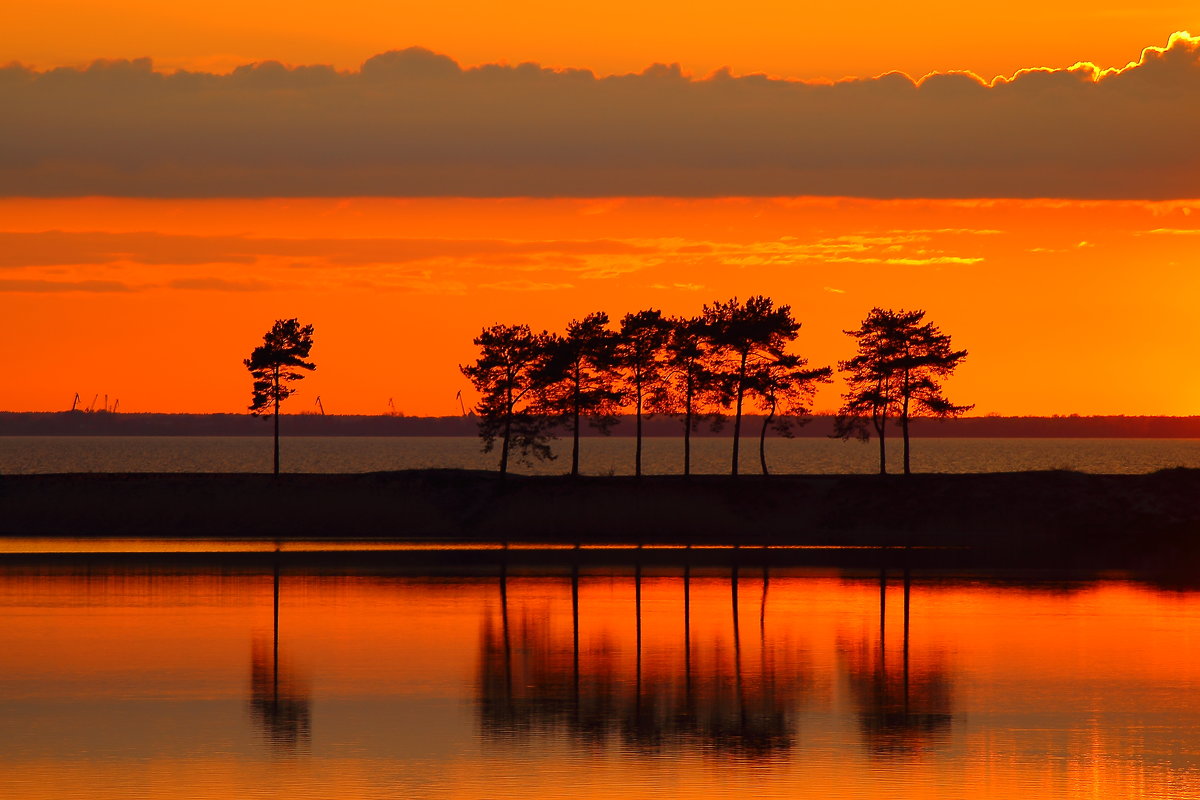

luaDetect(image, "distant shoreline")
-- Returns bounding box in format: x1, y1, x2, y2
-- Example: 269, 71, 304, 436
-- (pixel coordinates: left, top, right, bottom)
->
3, 411, 1200, 438
3, 469, 1198, 570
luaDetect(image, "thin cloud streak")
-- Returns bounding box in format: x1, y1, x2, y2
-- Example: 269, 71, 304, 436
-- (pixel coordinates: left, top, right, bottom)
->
0, 231, 653, 268
164, 277, 274, 291
0, 230, 984, 275
3, 32, 1198, 199
0, 279, 134, 292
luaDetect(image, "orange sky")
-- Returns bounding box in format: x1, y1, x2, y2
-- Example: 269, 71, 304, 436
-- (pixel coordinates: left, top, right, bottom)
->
3, 10, 1199, 417
3, 196, 1198, 416
4, 0, 1197, 81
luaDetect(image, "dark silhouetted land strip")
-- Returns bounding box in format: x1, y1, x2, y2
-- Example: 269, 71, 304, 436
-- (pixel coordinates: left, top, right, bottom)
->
2, 469, 1199, 569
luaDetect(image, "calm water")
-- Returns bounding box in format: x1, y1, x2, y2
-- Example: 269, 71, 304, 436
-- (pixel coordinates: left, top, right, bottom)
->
3, 554, 1200, 799
4, 435, 1200, 474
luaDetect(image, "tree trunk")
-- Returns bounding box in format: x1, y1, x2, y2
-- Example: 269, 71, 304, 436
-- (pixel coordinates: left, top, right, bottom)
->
572, 415, 580, 476
634, 383, 643, 478
571, 411, 580, 477
759, 401, 774, 476
272, 366, 280, 476
683, 375, 693, 477
901, 361, 912, 476
731, 353, 747, 476
873, 410, 888, 476
878, 420, 887, 475
499, 412, 511, 479
571, 371, 581, 477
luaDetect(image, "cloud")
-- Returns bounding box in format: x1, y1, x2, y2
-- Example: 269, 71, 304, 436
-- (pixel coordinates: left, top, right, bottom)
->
0, 279, 134, 292
889, 228, 1004, 235
0, 274, 269, 292
2, 33, 1198, 199
824, 255, 985, 265
665, 234, 984, 267
164, 277, 274, 291
478, 280, 575, 291
0, 231, 653, 268
0, 230, 986, 290
651, 282, 704, 291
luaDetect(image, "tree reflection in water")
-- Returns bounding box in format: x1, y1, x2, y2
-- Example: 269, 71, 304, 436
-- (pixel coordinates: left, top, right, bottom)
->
249, 563, 311, 752
480, 562, 955, 762
840, 568, 952, 759
479, 563, 808, 760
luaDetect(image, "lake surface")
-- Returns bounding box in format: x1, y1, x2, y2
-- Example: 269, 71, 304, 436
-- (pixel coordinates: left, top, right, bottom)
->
4, 435, 1200, 474
2, 554, 1200, 799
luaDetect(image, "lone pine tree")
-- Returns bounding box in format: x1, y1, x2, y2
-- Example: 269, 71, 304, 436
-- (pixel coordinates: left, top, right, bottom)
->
245, 318, 316, 475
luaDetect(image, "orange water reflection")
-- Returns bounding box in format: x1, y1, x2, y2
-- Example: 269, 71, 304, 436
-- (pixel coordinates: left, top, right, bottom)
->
2, 562, 1200, 798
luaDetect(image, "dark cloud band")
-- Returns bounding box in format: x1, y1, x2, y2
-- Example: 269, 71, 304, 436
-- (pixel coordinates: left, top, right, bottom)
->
3, 33, 1198, 199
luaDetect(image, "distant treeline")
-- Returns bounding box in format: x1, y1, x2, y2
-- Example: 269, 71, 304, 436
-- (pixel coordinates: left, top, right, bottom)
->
4, 411, 1199, 438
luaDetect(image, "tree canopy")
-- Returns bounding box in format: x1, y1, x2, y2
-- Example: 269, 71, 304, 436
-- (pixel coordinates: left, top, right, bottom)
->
650, 315, 725, 477
702, 296, 806, 476
746, 352, 832, 475
617, 309, 673, 477
459, 301, 966, 478
536, 312, 623, 477
244, 318, 316, 475
460, 323, 556, 478
836, 308, 970, 475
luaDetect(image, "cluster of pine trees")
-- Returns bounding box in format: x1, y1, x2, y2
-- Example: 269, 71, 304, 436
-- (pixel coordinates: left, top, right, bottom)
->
460, 297, 971, 477
240, 301, 968, 477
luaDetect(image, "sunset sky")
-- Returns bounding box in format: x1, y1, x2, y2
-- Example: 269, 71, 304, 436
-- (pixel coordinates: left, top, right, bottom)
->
2, 4, 1198, 416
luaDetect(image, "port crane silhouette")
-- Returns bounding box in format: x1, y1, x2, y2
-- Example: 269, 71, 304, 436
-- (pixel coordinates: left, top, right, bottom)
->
70, 393, 119, 413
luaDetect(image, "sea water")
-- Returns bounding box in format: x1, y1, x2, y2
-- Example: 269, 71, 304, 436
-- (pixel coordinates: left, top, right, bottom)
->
2, 559, 1199, 800
2, 435, 1199, 474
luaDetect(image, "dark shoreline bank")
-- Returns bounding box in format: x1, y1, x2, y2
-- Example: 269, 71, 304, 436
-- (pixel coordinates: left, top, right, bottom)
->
3, 469, 1199, 569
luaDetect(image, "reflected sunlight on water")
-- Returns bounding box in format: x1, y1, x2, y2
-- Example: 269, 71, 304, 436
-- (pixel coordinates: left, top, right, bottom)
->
2, 559, 1200, 798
